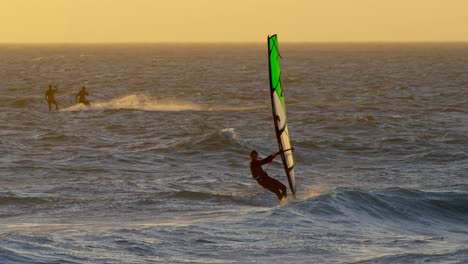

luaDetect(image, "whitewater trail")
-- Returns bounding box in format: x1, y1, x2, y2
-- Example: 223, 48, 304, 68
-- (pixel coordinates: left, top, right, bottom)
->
62, 94, 264, 112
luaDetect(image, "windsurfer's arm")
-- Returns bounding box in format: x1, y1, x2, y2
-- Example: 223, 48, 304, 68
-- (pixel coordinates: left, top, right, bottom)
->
272, 148, 294, 158
258, 153, 278, 165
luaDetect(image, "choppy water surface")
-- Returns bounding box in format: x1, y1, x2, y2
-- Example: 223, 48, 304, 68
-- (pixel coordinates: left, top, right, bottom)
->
0, 43, 467, 263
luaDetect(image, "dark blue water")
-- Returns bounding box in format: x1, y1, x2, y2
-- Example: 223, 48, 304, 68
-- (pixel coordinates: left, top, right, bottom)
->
0, 43, 467, 263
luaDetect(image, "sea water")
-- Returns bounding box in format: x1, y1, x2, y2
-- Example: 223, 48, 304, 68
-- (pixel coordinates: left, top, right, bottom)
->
0, 43, 467, 263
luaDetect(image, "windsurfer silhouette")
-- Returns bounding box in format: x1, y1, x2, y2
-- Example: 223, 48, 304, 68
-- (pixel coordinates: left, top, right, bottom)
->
45, 84, 59, 112
250, 150, 287, 201
76, 86, 90, 106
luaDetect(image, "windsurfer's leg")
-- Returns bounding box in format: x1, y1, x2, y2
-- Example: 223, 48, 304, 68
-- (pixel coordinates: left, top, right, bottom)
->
268, 184, 283, 200
260, 176, 285, 201
272, 180, 287, 199
280, 184, 287, 199
269, 177, 287, 199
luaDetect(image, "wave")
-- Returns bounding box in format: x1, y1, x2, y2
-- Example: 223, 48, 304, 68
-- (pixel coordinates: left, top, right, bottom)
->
429, 106, 467, 113
165, 187, 468, 222
62, 94, 261, 112
31, 55, 65, 61
9, 98, 36, 108
149, 127, 248, 154
0, 248, 37, 264
285, 188, 468, 226
0, 97, 39, 109
203, 128, 247, 152
170, 190, 278, 207
0, 195, 50, 205
114, 127, 248, 155
0, 235, 82, 264
352, 248, 468, 264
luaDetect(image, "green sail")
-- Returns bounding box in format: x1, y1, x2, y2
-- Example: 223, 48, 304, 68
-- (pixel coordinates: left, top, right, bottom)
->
268, 35, 286, 109
267, 34, 296, 199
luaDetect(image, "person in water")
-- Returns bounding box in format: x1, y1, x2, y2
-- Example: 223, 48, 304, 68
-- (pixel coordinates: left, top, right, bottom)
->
45, 84, 59, 112
250, 150, 287, 201
76, 86, 90, 106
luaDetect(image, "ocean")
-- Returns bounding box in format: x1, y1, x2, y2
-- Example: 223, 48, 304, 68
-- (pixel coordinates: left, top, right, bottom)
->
0, 43, 467, 263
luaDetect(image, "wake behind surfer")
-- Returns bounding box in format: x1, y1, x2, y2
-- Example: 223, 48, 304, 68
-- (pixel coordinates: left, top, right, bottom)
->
45, 84, 59, 112
250, 150, 287, 201
76, 86, 90, 106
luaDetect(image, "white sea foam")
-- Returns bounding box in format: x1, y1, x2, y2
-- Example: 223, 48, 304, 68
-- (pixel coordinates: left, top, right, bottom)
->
219, 128, 238, 141
62, 94, 263, 112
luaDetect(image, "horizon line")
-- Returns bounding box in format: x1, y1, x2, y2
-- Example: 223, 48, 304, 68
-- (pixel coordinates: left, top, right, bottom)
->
1, 40, 468, 45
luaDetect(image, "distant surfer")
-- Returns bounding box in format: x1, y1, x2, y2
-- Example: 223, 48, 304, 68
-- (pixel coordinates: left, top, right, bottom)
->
250, 150, 287, 201
45, 84, 59, 112
76, 86, 90, 106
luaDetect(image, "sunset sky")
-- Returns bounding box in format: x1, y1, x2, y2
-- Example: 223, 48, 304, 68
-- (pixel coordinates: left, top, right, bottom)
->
1, 0, 467, 43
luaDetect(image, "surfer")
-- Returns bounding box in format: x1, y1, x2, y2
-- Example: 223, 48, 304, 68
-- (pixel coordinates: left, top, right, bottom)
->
250, 150, 288, 201
45, 84, 59, 112
76, 86, 90, 106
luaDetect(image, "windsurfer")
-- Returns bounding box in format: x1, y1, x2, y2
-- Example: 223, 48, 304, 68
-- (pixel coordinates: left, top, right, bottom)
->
76, 86, 90, 106
249, 150, 288, 201
45, 84, 59, 112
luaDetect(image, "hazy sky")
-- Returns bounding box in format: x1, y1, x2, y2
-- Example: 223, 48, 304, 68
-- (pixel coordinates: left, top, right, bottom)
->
1, 0, 467, 43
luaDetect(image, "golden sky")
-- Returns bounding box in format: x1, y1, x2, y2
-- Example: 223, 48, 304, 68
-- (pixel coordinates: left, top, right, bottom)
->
1, 0, 467, 43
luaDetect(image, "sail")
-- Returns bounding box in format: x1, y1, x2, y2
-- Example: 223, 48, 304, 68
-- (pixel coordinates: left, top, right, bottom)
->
267, 34, 296, 199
